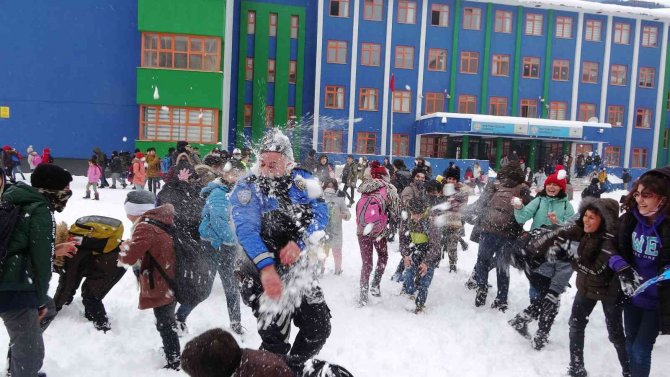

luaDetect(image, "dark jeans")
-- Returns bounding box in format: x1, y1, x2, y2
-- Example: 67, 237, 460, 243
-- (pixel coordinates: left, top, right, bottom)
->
402, 262, 435, 308
568, 291, 629, 374
1, 307, 43, 377
154, 301, 180, 366
357, 235, 388, 290
473, 232, 515, 303
624, 303, 659, 377
343, 184, 355, 205
147, 177, 161, 193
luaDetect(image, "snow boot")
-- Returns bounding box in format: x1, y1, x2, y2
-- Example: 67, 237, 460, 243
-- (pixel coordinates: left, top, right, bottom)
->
465, 276, 478, 290
414, 305, 425, 314
83, 190, 90, 199
231, 322, 245, 335
449, 264, 457, 273
370, 274, 382, 297
508, 313, 532, 339
94, 192, 99, 200
491, 298, 508, 312
358, 285, 369, 307
567, 365, 588, 377
110, 185, 116, 189
475, 287, 487, 307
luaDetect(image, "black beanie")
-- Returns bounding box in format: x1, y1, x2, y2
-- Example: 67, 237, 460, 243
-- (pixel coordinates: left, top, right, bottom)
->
31, 164, 73, 190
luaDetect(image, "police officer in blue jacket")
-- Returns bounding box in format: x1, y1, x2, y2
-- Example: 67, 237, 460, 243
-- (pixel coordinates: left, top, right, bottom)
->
230, 129, 331, 372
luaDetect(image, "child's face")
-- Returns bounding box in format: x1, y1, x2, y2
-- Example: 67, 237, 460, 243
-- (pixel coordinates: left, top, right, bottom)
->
545, 183, 561, 197
410, 212, 423, 221
583, 209, 602, 233
88, 161, 93, 166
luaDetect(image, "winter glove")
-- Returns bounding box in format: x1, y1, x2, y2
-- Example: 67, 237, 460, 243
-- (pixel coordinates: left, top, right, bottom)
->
546, 243, 568, 263
617, 265, 643, 297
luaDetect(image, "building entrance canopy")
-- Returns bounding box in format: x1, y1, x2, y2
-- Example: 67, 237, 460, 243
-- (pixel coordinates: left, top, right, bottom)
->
416, 113, 611, 143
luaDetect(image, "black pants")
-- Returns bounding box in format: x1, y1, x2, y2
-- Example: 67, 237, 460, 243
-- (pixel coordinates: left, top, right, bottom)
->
343, 184, 355, 205
568, 291, 629, 374
154, 301, 180, 366
240, 270, 331, 372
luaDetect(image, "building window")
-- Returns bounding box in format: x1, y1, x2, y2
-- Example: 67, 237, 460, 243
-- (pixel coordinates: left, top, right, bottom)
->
604, 146, 621, 167
431, 4, 449, 27
323, 130, 344, 153
140, 105, 217, 143
330, 0, 349, 17
395, 46, 414, 69
291, 16, 299, 39
460, 51, 479, 74
393, 90, 412, 113
142, 33, 221, 71
288, 61, 297, 84
424, 92, 445, 114
364, 0, 383, 21
267, 59, 276, 82
245, 58, 254, 81
287, 107, 296, 127
549, 102, 567, 120
521, 99, 538, 118
555, 16, 573, 38
327, 40, 347, 64
492, 54, 510, 76
420, 136, 448, 158
359, 88, 379, 111
269, 13, 278, 37
639, 67, 655, 88
582, 61, 599, 84
398, 1, 417, 24
393, 134, 410, 156
525, 13, 543, 36
578, 103, 596, 122
325, 86, 345, 109
522, 57, 541, 78
489, 97, 508, 116
247, 11, 256, 34
635, 108, 652, 128
463, 7, 481, 30
428, 49, 447, 71
265, 106, 274, 128
458, 95, 477, 114
614, 23, 630, 44
552, 59, 570, 81
243, 105, 252, 128
356, 132, 377, 154
607, 105, 625, 127
610, 65, 627, 86
632, 148, 648, 168
361, 43, 381, 66
494, 10, 512, 33
642, 26, 658, 47
585, 20, 602, 42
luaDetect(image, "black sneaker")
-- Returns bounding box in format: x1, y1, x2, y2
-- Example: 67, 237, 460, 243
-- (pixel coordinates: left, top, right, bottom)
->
531, 332, 548, 350
465, 277, 478, 290
491, 299, 508, 312
94, 320, 112, 333
567, 366, 588, 377
414, 305, 425, 314
475, 288, 487, 307
508, 314, 531, 339
370, 286, 381, 297
449, 265, 457, 273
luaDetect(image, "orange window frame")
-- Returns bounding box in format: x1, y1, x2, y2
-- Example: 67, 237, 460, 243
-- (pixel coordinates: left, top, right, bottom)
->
248, 11, 256, 34
356, 132, 377, 154
395, 46, 414, 69
610, 65, 627, 86
460, 51, 479, 74
642, 26, 658, 47
364, 0, 383, 21
458, 95, 477, 114
635, 108, 652, 128
489, 97, 507, 116
604, 146, 621, 167
463, 7, 481, 30
549, 102, 568, 120
525, 14, 543, 36
290, 16, 299, 39
361, 43, 381, 66
578, 103, 596, 121
243, 105, 253, 128
607, 105, 625, 127
267, 59, 276, 82
393, 91, 412, 113
555, 16, 573, 38
522, 56, 541, 78
614, 23, 630, 44
265, 106, 274, 128
552, 59, 570, 81
323, 130, 344, 153
141, 32, 221, 72
359, 88, 379, 111
269, 13, 278, 37
392, 134, 410, 156
428, 48, 447, 71
330, 0, 350, 17
639, 67, 655, 88
288, 61, 297, 84
431, 4, 449, 27
494, 10, 512, 33
492, 54, 510, 76
585, 20, 601, 41
139, 105, 218, 143
245, 57, 254, 81
520, 99, 538, 117
582, 61, 599, 83
325, 86, 345, 109
327, 40, 347, 64
424, 92, 445, 114
632, 148, 648, 168
398, 1, 417, 24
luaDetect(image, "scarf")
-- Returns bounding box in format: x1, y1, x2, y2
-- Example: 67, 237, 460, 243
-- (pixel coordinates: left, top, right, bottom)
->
37, 188, 72, 212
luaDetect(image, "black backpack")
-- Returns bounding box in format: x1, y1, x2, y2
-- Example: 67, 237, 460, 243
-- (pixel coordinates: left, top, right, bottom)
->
0, 200, 20, 261
143, 218, 214, 307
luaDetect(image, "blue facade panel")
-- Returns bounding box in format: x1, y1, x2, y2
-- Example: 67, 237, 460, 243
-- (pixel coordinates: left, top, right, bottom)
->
0, 0, 139, 159
549, 10, 578, 117
487, 4, 517, 115
517, 8, 547, 104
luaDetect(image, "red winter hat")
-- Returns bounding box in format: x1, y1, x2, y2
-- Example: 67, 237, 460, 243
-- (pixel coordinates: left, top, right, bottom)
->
135, 152, 145, 159
2, 145, 11, 151
545, 169, 567, 193
369, 160, 388, 179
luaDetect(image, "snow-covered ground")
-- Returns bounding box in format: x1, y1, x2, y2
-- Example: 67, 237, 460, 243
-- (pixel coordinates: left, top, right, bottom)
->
2, 174, 669, 376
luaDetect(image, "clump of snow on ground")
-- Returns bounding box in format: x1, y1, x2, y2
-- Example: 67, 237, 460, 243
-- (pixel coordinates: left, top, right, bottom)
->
1, 175, 668, 376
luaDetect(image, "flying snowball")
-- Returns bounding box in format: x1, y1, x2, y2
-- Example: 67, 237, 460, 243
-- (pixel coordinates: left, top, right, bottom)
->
122, 136, 127, 142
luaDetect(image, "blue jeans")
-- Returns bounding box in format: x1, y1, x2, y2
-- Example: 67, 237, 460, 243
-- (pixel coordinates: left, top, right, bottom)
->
402, 264, 435, 308
473, 232, 514, 303
624, 304, 659, 377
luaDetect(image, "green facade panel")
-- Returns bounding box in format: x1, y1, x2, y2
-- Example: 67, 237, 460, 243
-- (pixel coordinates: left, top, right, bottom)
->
137, 68, 223, 109
138, 0, 225, 36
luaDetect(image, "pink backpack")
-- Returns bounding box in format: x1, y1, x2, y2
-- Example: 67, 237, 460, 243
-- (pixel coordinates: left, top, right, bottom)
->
356, 186, 388, 237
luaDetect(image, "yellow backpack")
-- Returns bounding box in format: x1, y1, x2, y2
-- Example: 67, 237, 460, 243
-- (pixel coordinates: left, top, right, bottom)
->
68, 216, 124, 255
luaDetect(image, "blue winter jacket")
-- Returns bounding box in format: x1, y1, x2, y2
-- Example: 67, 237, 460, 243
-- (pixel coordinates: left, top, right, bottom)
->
199, 181, 237, 249
230, 169, 329, 271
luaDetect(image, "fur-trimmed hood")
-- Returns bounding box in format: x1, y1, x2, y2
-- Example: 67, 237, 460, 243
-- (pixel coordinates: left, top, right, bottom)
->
577, 197, 620, 234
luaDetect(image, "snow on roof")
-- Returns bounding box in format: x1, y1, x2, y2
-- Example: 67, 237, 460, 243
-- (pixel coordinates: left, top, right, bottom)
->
468, 0, 670, 20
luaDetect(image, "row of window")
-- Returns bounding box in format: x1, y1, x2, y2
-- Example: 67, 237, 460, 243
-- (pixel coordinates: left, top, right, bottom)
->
246, 12, 300, 38
323, 85, 654, 127
244, 58, 298, 83
140, 105, 218, 144
328, 42, 657, 87
242, 105, 296, 128
327, 1, 659, 47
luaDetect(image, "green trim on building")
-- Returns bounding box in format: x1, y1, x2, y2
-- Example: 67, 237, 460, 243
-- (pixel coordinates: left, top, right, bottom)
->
529, 139, 537, 169
661, 36, 670, 167
138, 0, 225, 37
541, 10, 554, 119
137, 68, 223, 108
449, 0, 462, 112
495, 138, 503, 168
236, 2, 306, 148
480, 3, 493, 115
511, 7, 523, 116
461, 136, 469, 159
